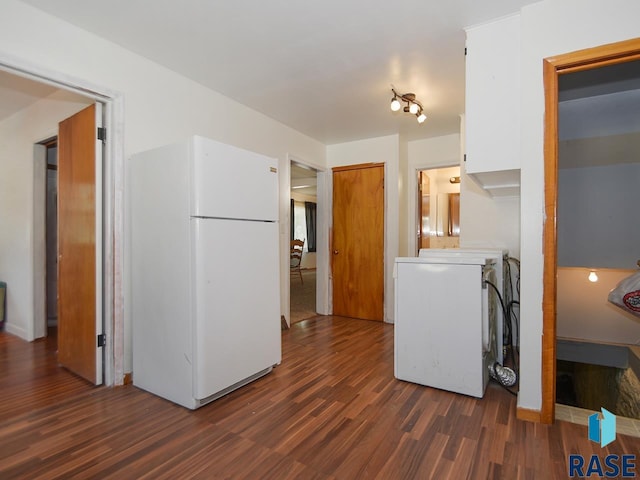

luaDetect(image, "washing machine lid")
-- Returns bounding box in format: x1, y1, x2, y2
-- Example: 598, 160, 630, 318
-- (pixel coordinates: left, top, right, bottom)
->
395, 255, 495, 266
418, 248, 508, 259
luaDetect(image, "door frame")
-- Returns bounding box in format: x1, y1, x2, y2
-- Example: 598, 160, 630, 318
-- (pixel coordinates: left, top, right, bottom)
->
541, 37, 640, 424
284, 154, 329, 327
331, 162, 385, 321
0, 54, 125, 387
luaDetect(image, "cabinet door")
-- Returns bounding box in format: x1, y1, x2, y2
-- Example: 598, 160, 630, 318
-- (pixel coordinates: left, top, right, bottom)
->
465, 14, 521, 175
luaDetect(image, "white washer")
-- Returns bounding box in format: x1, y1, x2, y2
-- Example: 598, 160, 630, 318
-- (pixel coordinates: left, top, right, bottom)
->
418, 248, 509, 364
394, 255, 495, 398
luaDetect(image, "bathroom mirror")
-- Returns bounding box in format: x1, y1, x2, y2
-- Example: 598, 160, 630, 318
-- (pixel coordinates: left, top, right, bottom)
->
435, 193, 460, 237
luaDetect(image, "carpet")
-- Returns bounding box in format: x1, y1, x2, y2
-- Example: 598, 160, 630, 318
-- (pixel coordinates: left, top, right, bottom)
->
290, 269, 316, 324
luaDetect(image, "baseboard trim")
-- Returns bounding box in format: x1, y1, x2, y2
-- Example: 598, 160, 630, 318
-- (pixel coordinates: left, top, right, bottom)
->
122, 373, 132, 385
517, 407, 542, 423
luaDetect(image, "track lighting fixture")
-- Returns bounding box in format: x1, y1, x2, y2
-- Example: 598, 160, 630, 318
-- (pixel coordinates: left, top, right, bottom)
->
390, 87, 427, 124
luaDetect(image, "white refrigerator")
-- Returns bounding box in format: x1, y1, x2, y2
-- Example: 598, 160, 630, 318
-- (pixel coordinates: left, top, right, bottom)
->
131, 135, 281, 409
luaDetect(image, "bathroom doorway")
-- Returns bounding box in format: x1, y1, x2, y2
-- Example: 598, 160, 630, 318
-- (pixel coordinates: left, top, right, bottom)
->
289, 161, 318, 324
416, 166, 460, 254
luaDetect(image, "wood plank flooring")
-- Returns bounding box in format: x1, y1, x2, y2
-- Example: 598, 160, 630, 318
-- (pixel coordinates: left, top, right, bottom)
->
1, 316, 639, 479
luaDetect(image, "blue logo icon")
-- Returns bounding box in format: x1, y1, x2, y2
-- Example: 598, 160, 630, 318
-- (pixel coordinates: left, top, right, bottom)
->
568, 408, 636, 477
588, 408, 616, 448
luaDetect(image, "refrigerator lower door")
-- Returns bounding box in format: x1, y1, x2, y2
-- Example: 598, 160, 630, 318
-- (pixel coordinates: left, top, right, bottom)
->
192, 218, 281, 402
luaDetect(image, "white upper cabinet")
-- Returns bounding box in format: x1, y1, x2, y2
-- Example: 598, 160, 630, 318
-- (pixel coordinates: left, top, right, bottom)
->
464, 14, 521, 196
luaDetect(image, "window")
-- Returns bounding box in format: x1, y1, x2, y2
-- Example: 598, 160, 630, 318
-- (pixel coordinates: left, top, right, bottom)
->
292, 200, 307, 251
290, 199, 317, 252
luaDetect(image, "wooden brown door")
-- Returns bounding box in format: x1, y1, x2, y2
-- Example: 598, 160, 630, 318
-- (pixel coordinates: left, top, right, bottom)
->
332, 163, 384, 321
57, 103, 103, 384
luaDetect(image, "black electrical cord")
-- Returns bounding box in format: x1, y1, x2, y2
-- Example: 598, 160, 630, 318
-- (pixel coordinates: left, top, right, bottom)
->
509, 300, 520, 352
505, 258, 513, 302
506, 301, 520, 377
503, 260, 513, 347
485, 278, 520, 395
508, 257, 520, 297
485, 279, 512, 351
506, 257, 521, 355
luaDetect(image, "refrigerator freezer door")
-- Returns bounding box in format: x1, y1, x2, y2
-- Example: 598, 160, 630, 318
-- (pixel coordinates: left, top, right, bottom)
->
192, 218, 281, 400
191, 136, 278, 221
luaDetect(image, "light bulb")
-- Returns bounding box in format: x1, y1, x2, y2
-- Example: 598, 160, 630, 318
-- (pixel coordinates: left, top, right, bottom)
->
588, 271, 598, 282
409, 102, 419, 114
390, 98, 401, 111
417, 113, 427, 123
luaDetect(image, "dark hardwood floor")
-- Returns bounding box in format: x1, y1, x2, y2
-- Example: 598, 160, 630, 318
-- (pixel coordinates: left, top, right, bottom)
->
1, 317, 639, 479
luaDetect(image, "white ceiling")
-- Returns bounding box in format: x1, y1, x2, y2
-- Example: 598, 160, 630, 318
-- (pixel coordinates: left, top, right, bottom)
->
559, 60, 640, 141
291, 162, 317, 197
0, 70, 57, 122
558, 59, 640, 169
16, 0, 540, 144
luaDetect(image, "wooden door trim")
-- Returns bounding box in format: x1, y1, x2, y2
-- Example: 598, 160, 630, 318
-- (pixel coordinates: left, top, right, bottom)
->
332, 162, 384, 173
541, 37, 640, 424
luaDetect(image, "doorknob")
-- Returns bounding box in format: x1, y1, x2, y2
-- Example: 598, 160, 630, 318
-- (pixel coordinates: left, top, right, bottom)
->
333, 250, 339, 255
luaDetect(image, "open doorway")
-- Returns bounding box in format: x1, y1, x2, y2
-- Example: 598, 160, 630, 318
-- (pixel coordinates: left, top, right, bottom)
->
541, 37, 640, 425
289, 161, 318, 324
416, 166, 461, 254
555, 59, 640, 423
43, 138, 58, 331
0, 56, 123, 386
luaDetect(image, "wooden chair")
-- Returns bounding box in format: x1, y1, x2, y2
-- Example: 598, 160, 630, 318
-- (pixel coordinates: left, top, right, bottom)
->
290, 239, 305, 284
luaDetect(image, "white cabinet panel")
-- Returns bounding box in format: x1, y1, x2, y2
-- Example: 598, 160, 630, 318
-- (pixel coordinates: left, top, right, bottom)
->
465, 14, 521, 195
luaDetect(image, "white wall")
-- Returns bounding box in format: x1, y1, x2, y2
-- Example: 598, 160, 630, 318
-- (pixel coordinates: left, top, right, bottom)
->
0, 0, 326, 373
398, 135, 409, 257
558, 163, 640, 269
327, 135, 400, 322
557, 267, 640, 345
460, 173, 520, 258
0, 90, 92, 340
517, 0, 640, 411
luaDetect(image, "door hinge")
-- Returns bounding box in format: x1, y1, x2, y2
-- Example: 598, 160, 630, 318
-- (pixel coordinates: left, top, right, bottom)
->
464, 47, 467, 56
97, 333, 106, 347
97, 127, 106, 143
464, 154, 467, 162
